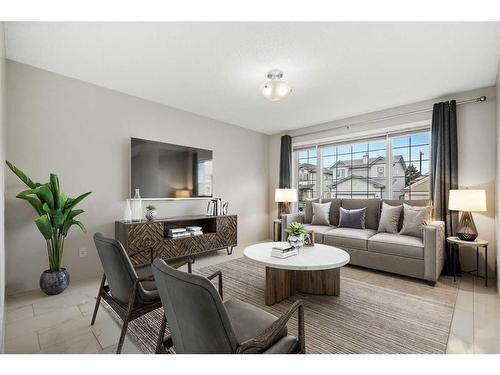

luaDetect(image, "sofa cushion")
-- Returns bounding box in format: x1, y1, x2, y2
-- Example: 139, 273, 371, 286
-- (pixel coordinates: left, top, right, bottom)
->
382, 199, 432, 230
323, 228, 377, 251
311, 202, 331, 226
304, 198, 320, 224
339, 207, 366, 229
303, 224, 334, 243
368, 232, 424, 259
378, 202, 402, 233
341, 199, 380, 230
400, 204, 432, 238
320, 198, 341, 226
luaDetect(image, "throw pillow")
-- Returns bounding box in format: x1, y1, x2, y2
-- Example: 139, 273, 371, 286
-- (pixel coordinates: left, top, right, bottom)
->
320, 198, 341, 226
378, 203, 402, 233
400, 203, 432, 238
311, 202, 331, 226
339, 207, 366, 229
304, 198, 320, 224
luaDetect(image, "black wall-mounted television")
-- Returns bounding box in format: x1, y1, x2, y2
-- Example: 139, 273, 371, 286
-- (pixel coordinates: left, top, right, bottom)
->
130, 138, 213, 199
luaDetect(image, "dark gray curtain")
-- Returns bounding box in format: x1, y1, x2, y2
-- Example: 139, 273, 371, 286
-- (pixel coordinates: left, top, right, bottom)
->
278, 135, 292, 216
279, 135, 292, 188
430, 100, 459, 275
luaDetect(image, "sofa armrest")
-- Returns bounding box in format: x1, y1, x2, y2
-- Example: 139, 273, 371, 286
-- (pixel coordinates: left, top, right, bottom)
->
280, 212, 305, 240
423, 221, 446, 282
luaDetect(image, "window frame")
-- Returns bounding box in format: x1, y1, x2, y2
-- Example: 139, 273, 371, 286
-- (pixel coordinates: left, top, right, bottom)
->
293, 124, 431, 207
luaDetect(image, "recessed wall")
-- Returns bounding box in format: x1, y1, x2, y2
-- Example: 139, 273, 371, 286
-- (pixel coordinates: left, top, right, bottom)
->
5, 61, 270, 294
269, 86, 497, 275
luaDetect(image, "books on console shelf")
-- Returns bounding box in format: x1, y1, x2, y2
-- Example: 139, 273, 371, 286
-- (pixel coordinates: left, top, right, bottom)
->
169, 231, 191, 239
168, 228, 186, 234
167, 227, 203, 238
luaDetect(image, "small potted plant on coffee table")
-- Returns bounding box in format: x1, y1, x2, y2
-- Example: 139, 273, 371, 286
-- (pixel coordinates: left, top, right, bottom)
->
286, 222, 311, 248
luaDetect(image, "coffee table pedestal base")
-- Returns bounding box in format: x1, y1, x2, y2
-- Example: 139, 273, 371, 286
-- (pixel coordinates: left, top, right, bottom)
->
265, 267, 340, 305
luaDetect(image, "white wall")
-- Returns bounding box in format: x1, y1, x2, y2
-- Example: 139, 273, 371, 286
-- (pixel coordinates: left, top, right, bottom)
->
496, 61, 500, 295
6, 61, 270, 294
269, 86, 497, 276
0, 22, 6, 353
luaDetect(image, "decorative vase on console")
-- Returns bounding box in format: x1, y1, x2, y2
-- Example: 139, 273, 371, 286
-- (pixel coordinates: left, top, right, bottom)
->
145, 205, 157, 221
131, 189, 143, 221
123, 199, 132, 221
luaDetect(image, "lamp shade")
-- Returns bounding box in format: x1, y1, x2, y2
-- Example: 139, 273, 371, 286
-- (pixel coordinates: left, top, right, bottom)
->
275, 188, 297, 203
175, 189, 191, 198
448, 189, 486, 212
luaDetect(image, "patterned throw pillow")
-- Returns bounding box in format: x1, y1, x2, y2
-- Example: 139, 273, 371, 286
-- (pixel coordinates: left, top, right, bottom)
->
378, 203, 403, 233
339, 207, 366, 229
400, 203, 432, 238
311, 202, 332, 226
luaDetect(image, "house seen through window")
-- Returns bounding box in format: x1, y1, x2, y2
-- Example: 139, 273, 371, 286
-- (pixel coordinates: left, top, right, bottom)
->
296, 131, 430, 210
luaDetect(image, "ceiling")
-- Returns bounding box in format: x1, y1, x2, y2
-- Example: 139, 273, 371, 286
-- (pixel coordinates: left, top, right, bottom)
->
5, 22, 500, 135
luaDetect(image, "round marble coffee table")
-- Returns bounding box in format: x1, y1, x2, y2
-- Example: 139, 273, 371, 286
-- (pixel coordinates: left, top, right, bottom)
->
244, 242, 350, 305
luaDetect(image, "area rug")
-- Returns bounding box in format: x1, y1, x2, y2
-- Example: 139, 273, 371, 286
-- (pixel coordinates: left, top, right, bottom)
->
104, 257, 458, 354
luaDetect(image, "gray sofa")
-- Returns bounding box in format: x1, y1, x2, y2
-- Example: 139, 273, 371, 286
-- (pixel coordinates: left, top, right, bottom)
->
281, 199, 445, 285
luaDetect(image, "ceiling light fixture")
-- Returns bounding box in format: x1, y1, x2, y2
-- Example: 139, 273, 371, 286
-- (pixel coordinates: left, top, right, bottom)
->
261, 69, 292, 102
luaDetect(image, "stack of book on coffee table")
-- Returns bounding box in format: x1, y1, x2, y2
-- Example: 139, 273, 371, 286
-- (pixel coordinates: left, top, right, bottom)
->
271, 243, 298, 259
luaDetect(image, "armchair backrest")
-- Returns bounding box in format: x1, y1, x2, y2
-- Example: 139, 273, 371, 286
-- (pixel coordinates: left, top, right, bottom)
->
93, 233, 138, 306
152, 258, 239, 354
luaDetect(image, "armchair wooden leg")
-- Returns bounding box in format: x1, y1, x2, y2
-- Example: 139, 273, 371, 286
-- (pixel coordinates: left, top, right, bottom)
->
116, 318, 130, 354
155, 314, 167, 354
91, 275, 106, 325
298, 305, 305, 354
116, 280, 139, 354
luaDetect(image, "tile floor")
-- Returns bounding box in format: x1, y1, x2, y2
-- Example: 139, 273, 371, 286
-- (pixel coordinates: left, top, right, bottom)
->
4, 244, 500, 354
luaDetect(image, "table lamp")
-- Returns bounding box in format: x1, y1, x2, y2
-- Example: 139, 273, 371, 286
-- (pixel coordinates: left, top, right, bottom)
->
448, 189, 486, 241
275, 188, 297, 217
175, 189, 191, 198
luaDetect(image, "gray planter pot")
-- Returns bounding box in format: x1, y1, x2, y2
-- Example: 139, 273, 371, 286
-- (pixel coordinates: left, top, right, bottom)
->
40, 268, 70, 295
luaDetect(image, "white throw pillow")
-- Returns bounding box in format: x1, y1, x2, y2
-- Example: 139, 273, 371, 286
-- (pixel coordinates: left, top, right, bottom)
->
400, 203, 432, 238
311, 202, 331, 226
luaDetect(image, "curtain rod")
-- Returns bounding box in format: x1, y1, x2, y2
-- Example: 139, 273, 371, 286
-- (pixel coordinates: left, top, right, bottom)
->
292, 96, 487, 139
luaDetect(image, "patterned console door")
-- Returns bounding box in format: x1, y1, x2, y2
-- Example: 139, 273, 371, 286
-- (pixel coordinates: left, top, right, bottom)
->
119, 215, 238, 265
127, 222, 164, 265
216, 215, 237, 247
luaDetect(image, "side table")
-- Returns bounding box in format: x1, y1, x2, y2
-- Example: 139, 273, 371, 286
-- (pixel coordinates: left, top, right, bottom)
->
446, 236, 488, 286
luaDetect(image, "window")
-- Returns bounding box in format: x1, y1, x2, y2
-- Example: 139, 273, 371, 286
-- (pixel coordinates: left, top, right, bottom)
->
297, 148, 317, 211
391, 132, 430, 200
321, 139, 387, 200
295, 129, 430, 207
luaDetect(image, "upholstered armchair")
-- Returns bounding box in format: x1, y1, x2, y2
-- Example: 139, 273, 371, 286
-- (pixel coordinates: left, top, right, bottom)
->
92, 233, 190, 353
152, 258, 305, 354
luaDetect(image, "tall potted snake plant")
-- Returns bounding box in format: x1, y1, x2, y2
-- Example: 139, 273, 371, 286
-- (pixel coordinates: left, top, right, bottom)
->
6, 161, 91, 295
